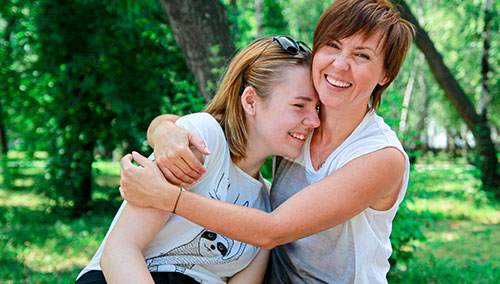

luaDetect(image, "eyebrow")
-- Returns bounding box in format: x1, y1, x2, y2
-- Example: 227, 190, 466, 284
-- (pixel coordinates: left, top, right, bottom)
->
294, 96, 315, 102
355, 46, 376, 53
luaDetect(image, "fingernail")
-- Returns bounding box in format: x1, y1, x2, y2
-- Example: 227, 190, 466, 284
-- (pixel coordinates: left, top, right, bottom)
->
204, 147, 211, 154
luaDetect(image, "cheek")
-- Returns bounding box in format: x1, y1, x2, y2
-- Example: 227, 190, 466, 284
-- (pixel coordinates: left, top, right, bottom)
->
312, 54, 327, 80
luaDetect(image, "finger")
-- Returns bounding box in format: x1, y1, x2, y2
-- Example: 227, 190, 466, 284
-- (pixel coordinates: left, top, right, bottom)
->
156, 151, 197, 183
120, 154, 134, 170
167, 163, 197, 184
158, 166, 185, 186
179, 147, 206, 177
131, 151, 151, 167
173, 147, 204, 179
188, 132, 211, 155
119, 186, 127, 201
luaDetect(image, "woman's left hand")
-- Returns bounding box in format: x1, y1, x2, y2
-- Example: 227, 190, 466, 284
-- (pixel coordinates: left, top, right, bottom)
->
119, 151, 179, 211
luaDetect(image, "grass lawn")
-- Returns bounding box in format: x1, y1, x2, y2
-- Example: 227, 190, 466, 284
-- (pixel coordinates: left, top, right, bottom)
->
388, 155, 500, 283
1, 153, 499, 283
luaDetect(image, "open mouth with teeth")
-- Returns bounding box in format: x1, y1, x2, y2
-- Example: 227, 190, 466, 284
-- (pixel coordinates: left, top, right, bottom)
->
289, 132, 306, 142
326, 75, 352, 88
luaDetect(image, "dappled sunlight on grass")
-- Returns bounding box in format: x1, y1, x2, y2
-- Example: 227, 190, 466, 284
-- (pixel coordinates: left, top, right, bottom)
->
389, 156, 500, 283
410, 196, 500, 223
412, 220, 500, 265
0, 188, 48, 208
1, 158, 118, 283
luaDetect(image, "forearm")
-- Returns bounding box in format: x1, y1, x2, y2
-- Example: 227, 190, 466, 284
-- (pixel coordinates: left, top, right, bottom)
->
147, 114, 180, 148
228, 249, 269, 284
101, 203, 171, 283
174, 191, 284, 249
101, 242, 154, 283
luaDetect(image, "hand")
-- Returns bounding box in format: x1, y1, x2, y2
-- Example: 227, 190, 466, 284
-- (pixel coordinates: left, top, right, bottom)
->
149, 118, 210, 185
119, 152, 179, 211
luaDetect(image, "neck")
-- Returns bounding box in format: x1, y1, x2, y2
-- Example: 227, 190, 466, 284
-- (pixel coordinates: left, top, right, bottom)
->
235, 135, 268, 179
237, 118, 271, 179
234, 152, 267, 179
318, 104, 369, 141
312, 104, 369, 169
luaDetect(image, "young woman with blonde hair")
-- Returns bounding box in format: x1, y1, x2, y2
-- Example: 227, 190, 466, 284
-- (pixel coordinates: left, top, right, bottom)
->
75, 36, 320, 284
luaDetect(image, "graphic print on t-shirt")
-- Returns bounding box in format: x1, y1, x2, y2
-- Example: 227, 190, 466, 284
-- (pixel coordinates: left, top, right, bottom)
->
146, 229, 248, 272
146, 172, 252, 272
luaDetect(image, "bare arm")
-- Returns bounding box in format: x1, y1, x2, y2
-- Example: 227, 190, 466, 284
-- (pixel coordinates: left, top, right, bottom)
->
100, 204, 171, 283
121, 148, 405, 250
228, 249, 270, 284
100, 203, 171, 283
147, 114, 210, 185
101, 154, 177, 282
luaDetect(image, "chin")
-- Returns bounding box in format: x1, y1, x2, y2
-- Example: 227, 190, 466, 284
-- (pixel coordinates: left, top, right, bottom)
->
283, 149, 302, 159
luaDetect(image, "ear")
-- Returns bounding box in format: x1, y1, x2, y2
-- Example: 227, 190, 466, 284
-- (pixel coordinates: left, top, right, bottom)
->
378, 73, 390, 86
241, 86, 258, 116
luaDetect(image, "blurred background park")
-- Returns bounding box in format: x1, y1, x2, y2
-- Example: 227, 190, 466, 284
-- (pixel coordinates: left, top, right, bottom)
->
0, 0, 499, 283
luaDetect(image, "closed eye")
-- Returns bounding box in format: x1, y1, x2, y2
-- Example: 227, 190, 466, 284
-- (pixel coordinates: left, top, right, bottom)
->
356, 53, 370, 60
327, 42, 340, 49
293, 104, 305, 108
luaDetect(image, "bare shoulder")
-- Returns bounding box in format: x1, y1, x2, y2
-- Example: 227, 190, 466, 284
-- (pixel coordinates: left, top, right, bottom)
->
370, 147, 406, 170
362, 147, 406, 210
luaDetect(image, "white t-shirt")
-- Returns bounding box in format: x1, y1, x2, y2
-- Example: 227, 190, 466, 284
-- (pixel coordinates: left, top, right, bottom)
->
265, 110, 410, 284
77, 113, 271, 284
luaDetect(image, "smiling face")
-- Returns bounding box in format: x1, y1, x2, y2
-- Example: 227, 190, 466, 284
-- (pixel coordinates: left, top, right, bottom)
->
312, 30, 389, 113
249, 65, 320, 159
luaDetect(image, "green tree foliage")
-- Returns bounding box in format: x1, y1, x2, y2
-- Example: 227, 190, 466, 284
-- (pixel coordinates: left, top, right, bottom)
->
31, 0, 196, 215
0, 0, 43, 155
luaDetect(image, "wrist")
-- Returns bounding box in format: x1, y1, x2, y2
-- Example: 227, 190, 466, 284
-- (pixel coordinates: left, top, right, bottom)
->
148, 116, 176, 148
172, 187, 185, 214
157, 184, 182, 212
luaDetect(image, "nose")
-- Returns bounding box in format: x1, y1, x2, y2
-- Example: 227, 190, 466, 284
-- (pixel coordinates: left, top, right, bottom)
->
332, 53, 349, 71
304, 107, 320, 128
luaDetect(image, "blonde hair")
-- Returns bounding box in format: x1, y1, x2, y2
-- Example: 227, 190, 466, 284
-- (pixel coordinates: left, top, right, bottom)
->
204, 37, 311, 162
313, 0, 414, 111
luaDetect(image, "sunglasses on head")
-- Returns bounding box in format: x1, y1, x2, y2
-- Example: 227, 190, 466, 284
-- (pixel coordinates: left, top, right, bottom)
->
239, 36, 312, 96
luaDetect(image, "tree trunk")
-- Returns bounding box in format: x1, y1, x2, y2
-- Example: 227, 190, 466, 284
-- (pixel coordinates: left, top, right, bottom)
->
395, 0, 500, 196
0, 19, 15, 156
399, 55, 419, 135
72, 141, 94, 216
157, 0, 236, 102
479, 0, 493, 116
415, 59, 429, 153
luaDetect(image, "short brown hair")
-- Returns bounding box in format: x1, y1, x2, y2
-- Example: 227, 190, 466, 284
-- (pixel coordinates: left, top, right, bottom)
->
313, 0, 414, 110
204, 37, 311, 162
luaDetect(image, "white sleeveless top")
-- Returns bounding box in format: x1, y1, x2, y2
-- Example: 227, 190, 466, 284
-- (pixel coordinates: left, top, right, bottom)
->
265, 110, 410, 284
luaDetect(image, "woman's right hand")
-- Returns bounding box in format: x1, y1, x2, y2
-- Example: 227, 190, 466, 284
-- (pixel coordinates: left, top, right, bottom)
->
147, 114, 210, 185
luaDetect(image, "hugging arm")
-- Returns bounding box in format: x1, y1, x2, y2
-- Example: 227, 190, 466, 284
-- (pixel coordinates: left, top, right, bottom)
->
122, 148, 405, 250
147, 114, 210, 185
